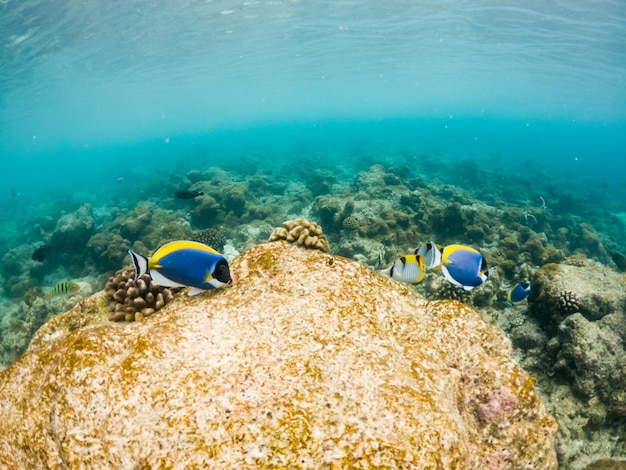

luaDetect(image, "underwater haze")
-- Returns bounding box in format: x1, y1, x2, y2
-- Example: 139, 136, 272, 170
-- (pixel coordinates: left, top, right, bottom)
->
3, 2, 626, 468
1, 0, 625, 197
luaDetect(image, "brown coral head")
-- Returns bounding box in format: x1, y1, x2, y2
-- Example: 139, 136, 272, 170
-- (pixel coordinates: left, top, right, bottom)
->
341, 216, 360, 231
191, 228, 226, 253
557, 290, 580, 314
268, 218, 330, 252
433, 281, 470, 302
104, 265, 182, 322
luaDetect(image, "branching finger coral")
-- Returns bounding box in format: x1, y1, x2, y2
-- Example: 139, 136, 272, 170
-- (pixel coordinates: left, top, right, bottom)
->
268, 219, 330, 252
105, 266, 182, 322
557, 291, 580, 314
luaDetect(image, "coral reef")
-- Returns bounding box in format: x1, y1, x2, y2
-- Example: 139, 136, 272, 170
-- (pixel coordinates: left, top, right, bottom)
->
506, 259, 626, 468
268, 218, 330, 252
554, 313, 626, 419
529, 261, 626, 331
190, 228, 226, 253
0, 283, 91, 364
305, 168, 335, 196
341, 215, 360, 231
0, 241, 558, 468
432, 202, 470, 237
0, 150, 623, 470
311, 196, 355, 235
1, 245, 43, 298
104, 266, 181, 321
49, 204, 95, 254
112, 202, 193, 248
190, 195, 222, 227
86, 232, 131, 272
425, 274, 472, 302
556, 290, 580, 315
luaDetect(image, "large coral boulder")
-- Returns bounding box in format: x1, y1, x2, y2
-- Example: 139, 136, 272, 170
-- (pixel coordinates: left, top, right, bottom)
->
529, 260, 626, 331
555, 312, 626, 420
0, 241, 557, 468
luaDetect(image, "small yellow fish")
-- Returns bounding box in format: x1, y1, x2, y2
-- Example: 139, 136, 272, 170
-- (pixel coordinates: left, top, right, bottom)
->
380, 254, 426, 284
47, 281, 79, 298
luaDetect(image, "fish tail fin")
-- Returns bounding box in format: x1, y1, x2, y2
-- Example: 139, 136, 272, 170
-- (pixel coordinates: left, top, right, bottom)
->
128, 250, 149, 281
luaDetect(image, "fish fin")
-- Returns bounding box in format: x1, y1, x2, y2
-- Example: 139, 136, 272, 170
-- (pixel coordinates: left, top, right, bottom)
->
440, 265, 463, 289
187, 287, 205, 296
150, 270, 187, 288
503, 301, 513, 308
128, 250, 149, 281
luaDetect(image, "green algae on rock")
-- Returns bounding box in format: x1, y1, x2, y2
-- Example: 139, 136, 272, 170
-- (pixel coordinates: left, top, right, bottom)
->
0, 241, 557, 468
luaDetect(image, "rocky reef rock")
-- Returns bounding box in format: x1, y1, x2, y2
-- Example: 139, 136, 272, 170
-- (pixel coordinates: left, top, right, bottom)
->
529, 260, 626, 331
0, 241, 557, 468
554, 312, 626, 421
49, 203, 95, 253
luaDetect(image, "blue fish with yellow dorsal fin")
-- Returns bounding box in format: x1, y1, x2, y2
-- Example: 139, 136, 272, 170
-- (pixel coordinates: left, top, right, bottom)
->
504, 280, 531, 307
129, 240, 231, 296
441, 244, 489, 291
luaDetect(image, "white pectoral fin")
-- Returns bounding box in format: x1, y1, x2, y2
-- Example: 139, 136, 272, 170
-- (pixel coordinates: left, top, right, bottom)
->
187, 287, 205, 296
150, 270, 187, 288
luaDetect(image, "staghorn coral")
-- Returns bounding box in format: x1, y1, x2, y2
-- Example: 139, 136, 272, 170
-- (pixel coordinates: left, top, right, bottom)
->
191, 228, 226, 253
268, 218, 330, 252
104, 266, 182, 322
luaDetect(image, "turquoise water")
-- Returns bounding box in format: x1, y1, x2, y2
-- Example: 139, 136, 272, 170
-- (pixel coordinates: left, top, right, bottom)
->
0, 1, 624, 282
1, 0, 625, 199
1, 0, 625, 300
1, 2, 626, 467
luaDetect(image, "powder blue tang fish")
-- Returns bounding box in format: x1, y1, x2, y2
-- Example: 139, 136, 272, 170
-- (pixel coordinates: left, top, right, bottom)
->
129, 240, 232, 296
505, 281, 531, 307
441, 244, 489, 291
